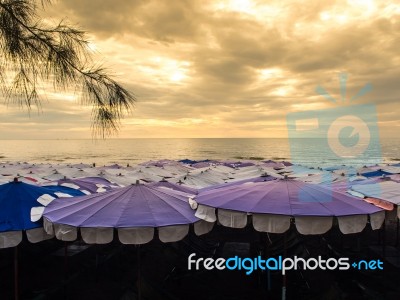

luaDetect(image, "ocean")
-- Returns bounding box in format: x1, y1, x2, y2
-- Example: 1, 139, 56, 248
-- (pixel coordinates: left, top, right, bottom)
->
0, 138, 399, 167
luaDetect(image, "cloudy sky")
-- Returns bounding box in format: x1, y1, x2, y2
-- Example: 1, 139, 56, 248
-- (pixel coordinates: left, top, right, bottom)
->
0, 0, 399, 139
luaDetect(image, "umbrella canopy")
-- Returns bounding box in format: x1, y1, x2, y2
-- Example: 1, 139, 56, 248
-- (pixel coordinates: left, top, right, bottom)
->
361, 169, 393, 178
179, 159, 198, 164
389, 174, 400, 182
382, 166, 400, 174
42, 177, 117, 194
350, 181, 400, 205
43, 183, 211, 245
41, 185, 86, 197
193, 179, 384, 235
191, 160, 221, 169
0, 180, 64, 248
228, 166, 283, 181
200, 175, 276, 192
147, 180, 198, 194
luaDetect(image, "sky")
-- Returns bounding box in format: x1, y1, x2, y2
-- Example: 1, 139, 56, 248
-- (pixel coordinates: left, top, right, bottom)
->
0, 0, 399, 139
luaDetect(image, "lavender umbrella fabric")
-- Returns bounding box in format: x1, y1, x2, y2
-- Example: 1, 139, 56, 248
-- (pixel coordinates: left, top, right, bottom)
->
193, 179, 384, 235
43, 184, 207, 244
42, 177, 117, 194
147, 180, 198, 194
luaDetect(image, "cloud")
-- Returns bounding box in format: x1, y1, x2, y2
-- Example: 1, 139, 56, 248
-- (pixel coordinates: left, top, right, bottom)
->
0, 0, 398, 139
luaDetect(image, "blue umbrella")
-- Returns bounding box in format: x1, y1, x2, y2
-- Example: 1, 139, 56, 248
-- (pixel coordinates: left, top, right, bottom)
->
42, 185, 86, 197
42, 177, 114, 194
0, 178, 74, 300
361, 169, 393, 178
0, 179, 67, 237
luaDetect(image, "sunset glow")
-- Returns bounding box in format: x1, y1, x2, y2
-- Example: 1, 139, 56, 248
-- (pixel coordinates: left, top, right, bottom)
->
0, 0, 399, 139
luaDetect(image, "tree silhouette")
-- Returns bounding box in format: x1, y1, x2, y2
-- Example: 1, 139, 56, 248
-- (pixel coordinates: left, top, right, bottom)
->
0, 0, 135, 137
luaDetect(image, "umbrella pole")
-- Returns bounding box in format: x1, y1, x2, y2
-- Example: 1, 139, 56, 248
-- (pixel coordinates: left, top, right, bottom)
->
396, 217, 399, 247
137, 245, 141, 300
382, 220, 386, 257
282, 232, 287, 300
64, 241, 68, 277
14, 245, 19, 300
63, 241, 68, 300
265, 233, 271, 292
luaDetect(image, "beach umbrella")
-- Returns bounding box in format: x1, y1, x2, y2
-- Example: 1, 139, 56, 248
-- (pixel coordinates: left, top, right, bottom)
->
0, 180, 71, 248
54, 167, 95, 178
0, 179, 74, 300
179, 159, 198, 164
389, 174, 400, 182
147, 180, 198, 194
262, 161, 286, 169
281, 161, 293, 167
319, 177, 388, 192
350, 181, 400, 207
361, 169, 393, 178
200, 175, 277, 192
382, 166, 400, 174
97, 167, 130, 176
101, 170, 163, 185
281, 165, 323, 178
193, 178, 383, 300
161, 163, 194, 176
188, 165, 231, 177
175, 170, 228, 189
42, 177, 118, 194
192, 178, 384, 235
190, 160, 221, 169
42, 182, 212, 299
135, 165, 176, 178
0, 163, 22, 177
42, 183, 211, 244
227, 166, 283, 181
139, 159, 177, 167
69, 163, 93, 169
222, 161, 255, 168
349, 180, 400, 251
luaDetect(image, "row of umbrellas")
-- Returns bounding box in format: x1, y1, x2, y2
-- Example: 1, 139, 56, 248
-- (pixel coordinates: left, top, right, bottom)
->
1, 159, 399, 300
3, 159, 399, 188
2, 158, 400, 248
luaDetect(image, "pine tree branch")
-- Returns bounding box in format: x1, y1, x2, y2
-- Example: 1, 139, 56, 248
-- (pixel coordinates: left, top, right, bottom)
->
0, 0, 136, 137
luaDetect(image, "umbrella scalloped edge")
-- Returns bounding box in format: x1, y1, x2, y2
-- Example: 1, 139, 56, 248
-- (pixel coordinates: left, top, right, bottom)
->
43, 218, 201, 244
0, 227, 53, 249
195, 209, 385, 235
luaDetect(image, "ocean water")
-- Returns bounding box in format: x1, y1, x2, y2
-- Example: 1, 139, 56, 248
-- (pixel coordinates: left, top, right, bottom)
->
0, 138, 399, 166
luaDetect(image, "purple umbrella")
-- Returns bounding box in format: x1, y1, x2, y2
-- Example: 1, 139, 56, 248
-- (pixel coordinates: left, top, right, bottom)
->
193, 179, 384, 235
42, 177, 117, 194
43, 182, 211, 300
321, 177, 390, 192
43, 183, 209, 244
261, 161, 285, 169
199, 175, 276, 192
191, 160, 221, 168
147, 180, 198, 195
222, 161, 255, 168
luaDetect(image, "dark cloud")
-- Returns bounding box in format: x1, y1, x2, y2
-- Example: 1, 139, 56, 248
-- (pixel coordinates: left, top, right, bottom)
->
1, 0, 398, 138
